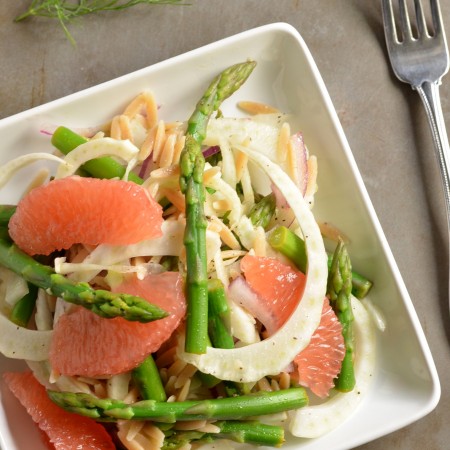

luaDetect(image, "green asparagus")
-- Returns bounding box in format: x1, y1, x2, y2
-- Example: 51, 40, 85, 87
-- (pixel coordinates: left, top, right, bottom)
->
268, 225, 307, 273
0, 205, 16, 227
198, 322, 246, 392
249, 193, 276, 229
51, 126, 143, 184
327, 238, 355, 392
206, 279, 250, 396
344, 267, 373, 299
207, 279, 234, 350
47, 387, 308, 421
180, 61, 256, 354
208, 420, 284, 447
0, 238, 167, 322
132, 355, 167, 401
268, 225, 373, 298
162, 420, 285, 448
10, 282, 38, 327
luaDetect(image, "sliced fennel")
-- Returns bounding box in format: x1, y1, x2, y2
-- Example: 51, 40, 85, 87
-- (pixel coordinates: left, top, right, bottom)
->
0, 153, 66, 189
179, 147, 328, 382
1, 268, 29, 307
227, 299, 261, 345
55, 137, 139, 179
205, 117, 281, 161
216, 134, 237, 188
54, 256, 154, 279
289, 296, 376, 438
69, 220, 221, 283
205, 117, 283, 197
0, 313, 52, 361
35, 289, 54, 332
235, 215, 258, 250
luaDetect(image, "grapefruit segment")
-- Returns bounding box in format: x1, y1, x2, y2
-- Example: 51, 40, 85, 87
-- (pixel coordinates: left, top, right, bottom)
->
49, 272, 186, 377
294, 298, 345, 398
3, 371, 115, 450
9, 176, 163, 256
240, 254, 345, 398
240, 254, 305, 332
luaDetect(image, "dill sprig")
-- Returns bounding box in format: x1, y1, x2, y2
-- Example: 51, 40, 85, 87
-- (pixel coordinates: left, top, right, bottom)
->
15, 1, 185, 45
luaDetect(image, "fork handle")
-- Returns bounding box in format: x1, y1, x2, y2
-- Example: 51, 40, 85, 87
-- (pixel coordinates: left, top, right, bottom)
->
415, 81, 450, 215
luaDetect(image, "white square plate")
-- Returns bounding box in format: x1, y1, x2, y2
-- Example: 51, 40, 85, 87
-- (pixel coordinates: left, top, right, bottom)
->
0, 23, 440, 450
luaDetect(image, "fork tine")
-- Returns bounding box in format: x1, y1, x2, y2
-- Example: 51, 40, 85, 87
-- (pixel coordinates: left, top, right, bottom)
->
399, 0, 413, 41
381, 0, 399, 43
382, 0, 449, 85
430, 0, 444, 36
413, 0, 428, 38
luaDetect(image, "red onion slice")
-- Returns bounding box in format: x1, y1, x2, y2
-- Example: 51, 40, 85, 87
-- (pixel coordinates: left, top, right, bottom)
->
228, 276, 278, 336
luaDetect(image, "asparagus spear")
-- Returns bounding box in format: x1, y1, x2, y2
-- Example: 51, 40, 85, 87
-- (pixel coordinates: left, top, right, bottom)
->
248, 193, 276, 229
198, 281, 246, 391
10, 282, 38, 327
180, 61, 256, 354
268, 225, 306, 273
327, 238, 355, 392
51, 126, 143, 184
132, 355, 167, 402
207, 279, 234, 350
206, 279, 249, 396
0, 238, 167, 322
209, 421, 284, 447
209, 420, 285, 448
162, 420, 285, 448
268, 225, 373, 298
0, 205, 16, 227
47, 387, 308, 421
344, 268, 373, 300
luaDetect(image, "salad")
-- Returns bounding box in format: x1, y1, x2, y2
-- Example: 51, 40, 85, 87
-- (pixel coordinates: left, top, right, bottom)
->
0, 61, 378, 449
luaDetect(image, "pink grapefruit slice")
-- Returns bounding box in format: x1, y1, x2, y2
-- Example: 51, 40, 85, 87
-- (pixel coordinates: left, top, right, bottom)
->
9, 176, 163, 255
240, 254, 306, 331
3, 371, 115, 450
49, 272, 186, 377
294, 298, 345, 398
240, 254, 345, 397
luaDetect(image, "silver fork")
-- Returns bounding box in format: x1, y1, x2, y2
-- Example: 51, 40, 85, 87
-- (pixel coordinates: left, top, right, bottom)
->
382, 0, 450, 270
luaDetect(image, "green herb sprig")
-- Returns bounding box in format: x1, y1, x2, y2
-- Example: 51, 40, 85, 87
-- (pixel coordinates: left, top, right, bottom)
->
15, 1, 185, 45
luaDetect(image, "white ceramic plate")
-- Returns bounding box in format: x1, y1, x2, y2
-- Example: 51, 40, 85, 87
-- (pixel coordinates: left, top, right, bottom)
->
0, 23, 440, 450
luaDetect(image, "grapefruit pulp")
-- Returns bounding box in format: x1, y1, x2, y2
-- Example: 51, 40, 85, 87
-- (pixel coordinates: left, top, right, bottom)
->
3, 371, 115, 450
240, 254, 345, 398
294, 298, 345, 398
8, 176, 163, 255
49, 272, 186, 377
240, 254, 305, 332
